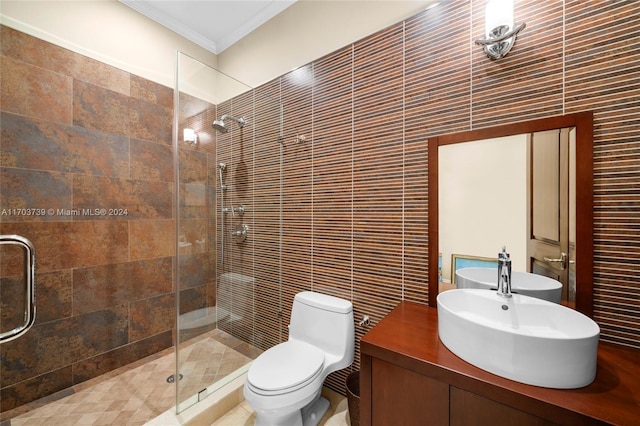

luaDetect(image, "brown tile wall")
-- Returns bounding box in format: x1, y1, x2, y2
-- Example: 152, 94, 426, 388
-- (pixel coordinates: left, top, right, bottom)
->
251, 80, 285, 349
565, 1, 640, 348
217, 0, 640, 395
174, 88, 217, 377
0, 26, 175, 411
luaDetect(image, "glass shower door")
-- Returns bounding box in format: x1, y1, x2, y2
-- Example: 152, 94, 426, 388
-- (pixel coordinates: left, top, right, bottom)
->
174, 52, 281, 413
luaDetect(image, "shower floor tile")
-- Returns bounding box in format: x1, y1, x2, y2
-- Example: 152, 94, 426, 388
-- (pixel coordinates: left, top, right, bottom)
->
2, 330, 257, 426
177, 333, 253, 401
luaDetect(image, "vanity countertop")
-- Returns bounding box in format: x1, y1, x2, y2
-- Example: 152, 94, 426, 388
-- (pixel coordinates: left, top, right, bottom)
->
360, 301, 640, 426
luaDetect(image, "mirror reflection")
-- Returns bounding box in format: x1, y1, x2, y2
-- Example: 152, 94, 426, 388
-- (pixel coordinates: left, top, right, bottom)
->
428, 113, 594, 316
438, 128, 576, 305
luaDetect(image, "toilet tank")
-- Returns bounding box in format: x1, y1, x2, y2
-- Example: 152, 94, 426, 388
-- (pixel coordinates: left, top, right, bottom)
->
289, 292, 354, 367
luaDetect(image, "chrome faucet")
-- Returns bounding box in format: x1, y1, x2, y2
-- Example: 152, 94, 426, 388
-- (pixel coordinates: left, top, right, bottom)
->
497, 246, 512, 298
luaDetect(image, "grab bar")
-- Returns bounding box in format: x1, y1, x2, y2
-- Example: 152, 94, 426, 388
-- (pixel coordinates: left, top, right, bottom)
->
0, 235, 36, 343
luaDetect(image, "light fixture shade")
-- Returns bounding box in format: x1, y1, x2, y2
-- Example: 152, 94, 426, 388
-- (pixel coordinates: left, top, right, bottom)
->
183, 128, 197, 143
485, 0, 514, 36
475, 0, 525, 60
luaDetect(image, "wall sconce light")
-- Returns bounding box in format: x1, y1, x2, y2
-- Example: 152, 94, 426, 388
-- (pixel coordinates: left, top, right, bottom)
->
475, 0, 525, 60
183, 128, 198, 145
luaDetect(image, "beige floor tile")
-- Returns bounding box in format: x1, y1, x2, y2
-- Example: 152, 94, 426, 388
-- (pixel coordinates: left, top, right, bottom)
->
215, 393, 350, 426
109, 410, 139, 425
94, 410, 121, 425
4, 329, 257, 425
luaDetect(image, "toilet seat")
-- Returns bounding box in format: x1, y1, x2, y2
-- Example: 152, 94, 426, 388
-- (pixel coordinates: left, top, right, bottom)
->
247, 340, 324, 396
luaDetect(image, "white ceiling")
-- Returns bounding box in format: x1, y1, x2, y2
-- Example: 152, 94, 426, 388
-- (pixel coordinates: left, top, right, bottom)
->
119, 0, 297, 54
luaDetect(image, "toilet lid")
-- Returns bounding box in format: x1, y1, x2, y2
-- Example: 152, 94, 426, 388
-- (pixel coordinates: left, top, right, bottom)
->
248, 340, 324, 393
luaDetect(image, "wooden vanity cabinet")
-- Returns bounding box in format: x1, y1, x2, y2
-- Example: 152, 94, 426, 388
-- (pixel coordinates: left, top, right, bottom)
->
449, 388, 557, 426
365, 353, 555, 426
369, 358, 449, 425
360, 302, 640, 426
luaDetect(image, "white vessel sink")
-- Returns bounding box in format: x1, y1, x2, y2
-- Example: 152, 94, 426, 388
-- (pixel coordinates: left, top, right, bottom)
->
456, 267, 562, 303
437, 289, 600, 389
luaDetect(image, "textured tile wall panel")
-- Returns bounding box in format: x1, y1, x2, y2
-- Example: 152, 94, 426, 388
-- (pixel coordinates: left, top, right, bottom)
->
177, 98, 216, 350
472, 0, 565, 127
405, 2, 471, 137
0, 56, 73, 124
1, 25, 179, 410
72, 175, 173, 220
211, 0, 640, 398
1, 306, 129, 387
252, 79, 284, 349
0, 112, 131, 179
348, 23, 407, 392
73, 258, 173, 315
0, 167, 73, 223
72, 331, 172, 384
0, 270, 72, 328
312, 46, 354, 304
565, 0, 640, 347
403, 2, 472, 305
403, 138, 429, 304
280, 65, 314, 330
0, 367, 72, 412
0, 26, 131, 96
225, 1, 640, 398
130, 138, 174, 182
224, 91, 256, 345
216, 99, 234, 339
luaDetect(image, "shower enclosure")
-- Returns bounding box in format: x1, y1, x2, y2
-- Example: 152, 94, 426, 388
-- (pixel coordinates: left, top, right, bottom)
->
0, 46, 284, 421
174, 52, 283, 413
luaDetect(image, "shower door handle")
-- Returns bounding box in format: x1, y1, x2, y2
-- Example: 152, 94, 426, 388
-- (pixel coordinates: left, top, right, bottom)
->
0, 235, 36, 343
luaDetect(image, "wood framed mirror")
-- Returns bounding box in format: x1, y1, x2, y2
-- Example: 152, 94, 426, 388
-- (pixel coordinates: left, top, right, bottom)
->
428, 112, 594, 317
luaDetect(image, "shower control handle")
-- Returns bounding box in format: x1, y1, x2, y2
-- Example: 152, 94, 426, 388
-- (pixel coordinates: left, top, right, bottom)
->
231, 224, 249, 242
222, 205, 245, 216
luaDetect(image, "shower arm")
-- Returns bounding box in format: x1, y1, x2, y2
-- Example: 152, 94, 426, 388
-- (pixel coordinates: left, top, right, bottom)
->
220, 115, 247, 127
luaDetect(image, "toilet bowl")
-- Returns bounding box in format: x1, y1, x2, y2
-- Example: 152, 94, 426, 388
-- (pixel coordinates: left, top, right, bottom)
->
244, 291, 354, 426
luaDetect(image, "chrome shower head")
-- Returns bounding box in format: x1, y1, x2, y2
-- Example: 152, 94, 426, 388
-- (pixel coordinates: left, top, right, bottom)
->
212, 114, 247, 133
212, 119, 228, 134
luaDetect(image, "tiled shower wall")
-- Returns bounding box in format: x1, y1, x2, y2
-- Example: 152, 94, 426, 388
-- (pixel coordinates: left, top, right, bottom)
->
217, 0, 640, 394
0, 26, 175, 411
175, 92, 217, 326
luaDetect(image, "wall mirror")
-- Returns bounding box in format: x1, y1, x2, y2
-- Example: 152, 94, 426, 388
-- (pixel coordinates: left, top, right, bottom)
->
428, 112, 594, 316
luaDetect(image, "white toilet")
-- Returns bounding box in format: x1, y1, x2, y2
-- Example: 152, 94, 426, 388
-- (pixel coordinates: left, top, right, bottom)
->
244, 291, 355, 426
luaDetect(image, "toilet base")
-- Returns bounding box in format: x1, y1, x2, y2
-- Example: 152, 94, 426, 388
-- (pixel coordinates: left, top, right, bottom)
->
301, 395, 330, 426
253, 395, 330, 426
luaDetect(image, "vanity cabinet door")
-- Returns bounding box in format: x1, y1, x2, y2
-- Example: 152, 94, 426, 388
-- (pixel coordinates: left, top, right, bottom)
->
450, 387, 559, 426
371, 358, 449, 426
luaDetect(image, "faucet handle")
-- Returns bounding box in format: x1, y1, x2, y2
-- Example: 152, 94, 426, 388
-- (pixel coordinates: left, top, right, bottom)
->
499, 246, 510, 260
